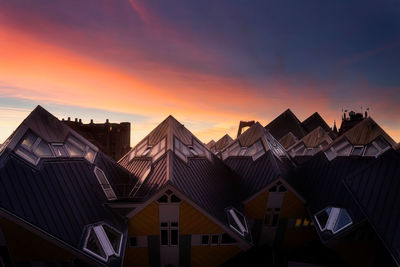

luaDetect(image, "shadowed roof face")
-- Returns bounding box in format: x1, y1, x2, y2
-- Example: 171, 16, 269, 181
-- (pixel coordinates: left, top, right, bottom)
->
345, 150, 400, 265
118, 115, 248, 239
0, 105, 133, 266
302, 112, 332, 133
292, 152, 376, 241
265, 109, 307, 140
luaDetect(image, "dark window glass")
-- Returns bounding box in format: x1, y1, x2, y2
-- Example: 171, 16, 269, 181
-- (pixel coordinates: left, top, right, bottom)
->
269, 186, 277, 192
103, 225, 122, 253
272, 214, 280, 226
86, 229, 106, 258
316, 210, 330, 229
160, 222, 168, 227
171, 194, 181, 203
211, 235, 219, 244
201, 235, 209, 245
278, 185, 287, 192
171, 230, 178, 245
161, 230, 168, 245
221, 233, 236, 244
157, 195, 168, 203
171, 222, 178, 227
129, 237, 137, 247
264, 214, 270, 225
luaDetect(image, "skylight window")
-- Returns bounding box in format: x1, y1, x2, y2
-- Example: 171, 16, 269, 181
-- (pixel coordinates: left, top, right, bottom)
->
52, 144, 69, 157
15, 132, 54, 165
129, 165, 152, 198
350, 146, 364, 156
65, 135, 97, 163
314, 207, 352, 234
83, 224, 123, 262
227, 208, 248, 236
94, 167, 117, 201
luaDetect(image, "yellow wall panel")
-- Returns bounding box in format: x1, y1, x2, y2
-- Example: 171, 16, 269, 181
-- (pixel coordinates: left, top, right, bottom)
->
128, 202, 159, 236
191, 246, 241, 267
124, 247, 149, 267
180, 202, 223, 235
280, 191, 307, 219
244, 191, 268, 219
0, 218, 74, 262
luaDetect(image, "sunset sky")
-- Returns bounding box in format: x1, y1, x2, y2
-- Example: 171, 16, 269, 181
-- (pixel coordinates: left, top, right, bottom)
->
0, 0, 399, 146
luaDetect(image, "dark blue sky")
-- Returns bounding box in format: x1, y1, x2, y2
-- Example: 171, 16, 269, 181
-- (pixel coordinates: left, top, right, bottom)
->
0, 0, 399, 143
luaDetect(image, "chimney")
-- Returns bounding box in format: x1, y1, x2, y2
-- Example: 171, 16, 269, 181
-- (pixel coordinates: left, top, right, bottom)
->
79, 119, 82, 124
75, 118, 78, 122
68, 117, 71, 121
106, 119, 109, 123
365, 111, 368, 118
90, 119, 94, 124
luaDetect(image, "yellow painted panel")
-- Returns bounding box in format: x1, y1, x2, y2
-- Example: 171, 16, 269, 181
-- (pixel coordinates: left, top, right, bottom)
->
180, 202, 223, 235
128, 202, 159, 236
244, 191, 268, 219
280, 191, 307, 218
0, 218, 74, 262
124, 247, 149, 267
191, 245, 241, 267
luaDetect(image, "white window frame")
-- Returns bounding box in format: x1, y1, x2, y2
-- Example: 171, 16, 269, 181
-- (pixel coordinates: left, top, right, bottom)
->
314, 207, 353, 234
227, 208, 248, 236
94, 166, 117, 201
83, 224, 123, 262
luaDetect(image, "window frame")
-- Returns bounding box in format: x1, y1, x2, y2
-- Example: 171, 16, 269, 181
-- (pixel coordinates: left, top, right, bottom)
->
83, 224, 123, 262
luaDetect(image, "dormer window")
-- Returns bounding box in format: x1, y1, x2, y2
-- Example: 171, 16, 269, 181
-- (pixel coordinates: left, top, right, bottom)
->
83, 223, 123, 262
129, 166, 152, 198
189, 146, 199, 157
226, 208, 248, 236
15, 132, 53, 165
94, 167, 117, 201
314, 207, 353, 234
350, 146, 364, 156
65, 135, 97, 163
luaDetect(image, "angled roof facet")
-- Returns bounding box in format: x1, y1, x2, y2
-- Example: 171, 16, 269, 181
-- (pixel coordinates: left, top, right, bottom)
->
329, 117, 396, 148
118, 116, 250, 241
302, 112, 332, 133
278, 132, 298, 149
345, 149, 400, 265
221, 122, 294, 200
0, 105, 133, 266
265, 109, 307, 140
292, 152, 376, 241
212, 134, 234, 153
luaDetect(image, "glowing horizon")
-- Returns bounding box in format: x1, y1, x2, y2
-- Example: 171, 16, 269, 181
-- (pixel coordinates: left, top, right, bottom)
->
0, 0, 399, 146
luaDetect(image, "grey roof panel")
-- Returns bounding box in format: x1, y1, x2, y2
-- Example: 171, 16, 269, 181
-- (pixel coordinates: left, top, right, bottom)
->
345, 150, 400, 264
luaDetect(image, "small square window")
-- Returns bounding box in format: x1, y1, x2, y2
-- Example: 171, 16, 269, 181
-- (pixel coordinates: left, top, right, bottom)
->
201, 235, 209, 245
211, 235, 219, 244
129, 237, 137, 247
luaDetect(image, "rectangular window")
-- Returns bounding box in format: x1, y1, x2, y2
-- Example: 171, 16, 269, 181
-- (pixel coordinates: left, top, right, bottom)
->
160, 221, 178, 246
161, 229, 168, 245
265, 208, 280, 227
129, 237, 137, 247
211, 235, 219, 244
201, 235, 209, 245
